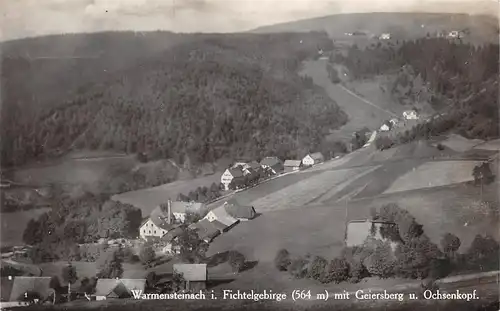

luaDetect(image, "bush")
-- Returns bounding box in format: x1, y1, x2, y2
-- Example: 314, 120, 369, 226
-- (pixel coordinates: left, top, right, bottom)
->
374, 136, 393, 150
288, 257, 309, 279
440, 233, 461, 255
228, 251, 246, 273
307, 256, 328, 281
394, 235, 442, 279
363, 241, 395, 278
349, 261, 369, 283
274, 249, 292, 271
466, 235, 500, 270
322, 258, 350, 284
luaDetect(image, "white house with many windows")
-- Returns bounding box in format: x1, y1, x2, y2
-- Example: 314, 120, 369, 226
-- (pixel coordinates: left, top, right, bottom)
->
302, 152, 325, 166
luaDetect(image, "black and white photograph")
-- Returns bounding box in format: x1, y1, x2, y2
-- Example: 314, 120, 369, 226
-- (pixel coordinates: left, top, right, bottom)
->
0, 0, 499, 310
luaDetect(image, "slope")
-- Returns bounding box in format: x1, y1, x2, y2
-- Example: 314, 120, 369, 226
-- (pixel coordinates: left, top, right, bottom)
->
252, 12, 499, 44
1, 32, 347, 170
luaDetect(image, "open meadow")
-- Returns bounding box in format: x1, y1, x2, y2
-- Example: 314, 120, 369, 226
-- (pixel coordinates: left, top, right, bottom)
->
111, 173, 222, 215
384, 160, 482, 194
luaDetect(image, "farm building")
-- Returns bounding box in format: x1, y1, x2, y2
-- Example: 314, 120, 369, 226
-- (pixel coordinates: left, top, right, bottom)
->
379, 121, 392, 132
345, 220, 400, 251
94, 279, 146, 301
204, 206, 239, 229
173, 264, 207, 291
188, 219, 221, 243
379, 33, 391, 40
224, 199, 256, 221
284, 160, 302, 173
246, 161, 262, 172
259, 157, 284, 174
220, 167, 244, 191
302, 152, 325, 166
7, 277, 53, 303
161, 227, 184, 254
140, 200, 206, 240
403, 110, 419, 120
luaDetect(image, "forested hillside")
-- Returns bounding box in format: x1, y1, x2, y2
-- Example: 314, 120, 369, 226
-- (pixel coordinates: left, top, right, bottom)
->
333, 38, 499, 139
1, 32, 347, 168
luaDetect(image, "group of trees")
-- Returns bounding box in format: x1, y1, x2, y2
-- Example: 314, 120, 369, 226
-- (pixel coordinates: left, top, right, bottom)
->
276, 203, 500, 284
334, 38, 498, 141
1, 32, 347, 172
177, 182, 223, 203
472, 161, 495, 186
23, 193, 142, 263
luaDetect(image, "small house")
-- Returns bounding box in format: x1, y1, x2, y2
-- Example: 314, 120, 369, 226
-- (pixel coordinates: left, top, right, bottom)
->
302, 152, 325, 166
389, 118, 399, 126
379, 33, 391, 40
284, 160, 302, 173
94, 279, 146, 301
403, 110, 419, 120
173, 264, 207, 291
224, 199, 256, 221
379, 121, 392, 132
220, 168, 244, 191
204, 206, 239, 229
259, 157, 284, 175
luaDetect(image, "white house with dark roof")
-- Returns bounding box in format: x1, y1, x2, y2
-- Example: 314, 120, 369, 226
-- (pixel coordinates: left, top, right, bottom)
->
94, 279, 146, 301
302, 152, 325, 166
139, 200, 204, 241
403, 110, 419, 120
204, 205, 239, 229
220, 167, 244, 191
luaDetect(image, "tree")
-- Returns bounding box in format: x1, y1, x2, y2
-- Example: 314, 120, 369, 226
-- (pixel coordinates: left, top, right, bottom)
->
172, 227, 209, 263
348, 261, 368, 283
322, 258, 350, 284
466, 235, 500, 270
363, 241, 395, 278
61, 263, 78, 301
145, 272, 157, 289
305, 256, 327, 281
274, 249, 292, 271
97, 249, 124, 279
49, 276, 61, 290
288, 257, 308, 279
394, 235, 442, 279
440, 233, 461, 256
228, 251, 246, 273
139, 244, 156, 267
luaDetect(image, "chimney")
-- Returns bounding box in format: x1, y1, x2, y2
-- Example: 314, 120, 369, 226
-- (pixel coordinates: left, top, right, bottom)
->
167, 200, 172, 224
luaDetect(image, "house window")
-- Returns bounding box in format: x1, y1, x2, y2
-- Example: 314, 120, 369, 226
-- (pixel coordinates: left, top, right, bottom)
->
154, 230, 156, 234
149, 230, 151, 234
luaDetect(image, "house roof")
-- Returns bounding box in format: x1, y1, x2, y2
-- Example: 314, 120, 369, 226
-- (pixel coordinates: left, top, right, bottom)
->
94, 279, 146, 297
259, 157, 282, 167
209, 206, 239, 227
170, 201, 204, 214
173, 264, 207, 282
228, 168, 244, 178
224, 202, 256, 220
210, 219, 228, 232
247, 161, 261, 170
309, 152, 324, 161
161, 227, 184, 242
284, 160, 301, 167
191, 219, 220, 241
9, 277, 52, 302
1, 277, 14, 301
149, 205, 179, 231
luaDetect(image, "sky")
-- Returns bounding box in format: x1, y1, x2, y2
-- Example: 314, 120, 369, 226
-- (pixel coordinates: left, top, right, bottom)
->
1, 0, 498, 41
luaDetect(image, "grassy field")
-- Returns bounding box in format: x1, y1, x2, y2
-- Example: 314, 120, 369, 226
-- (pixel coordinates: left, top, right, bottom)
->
11, 152, 137, 193
0, 208, 51, 247
299, 60, 392, 141
247, 167, 375, 213
441, 134, 485, 153
207, 181, 498, 292
111, 173, 222, 215
384, 160, 482, 194
473, 138, 500, 151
